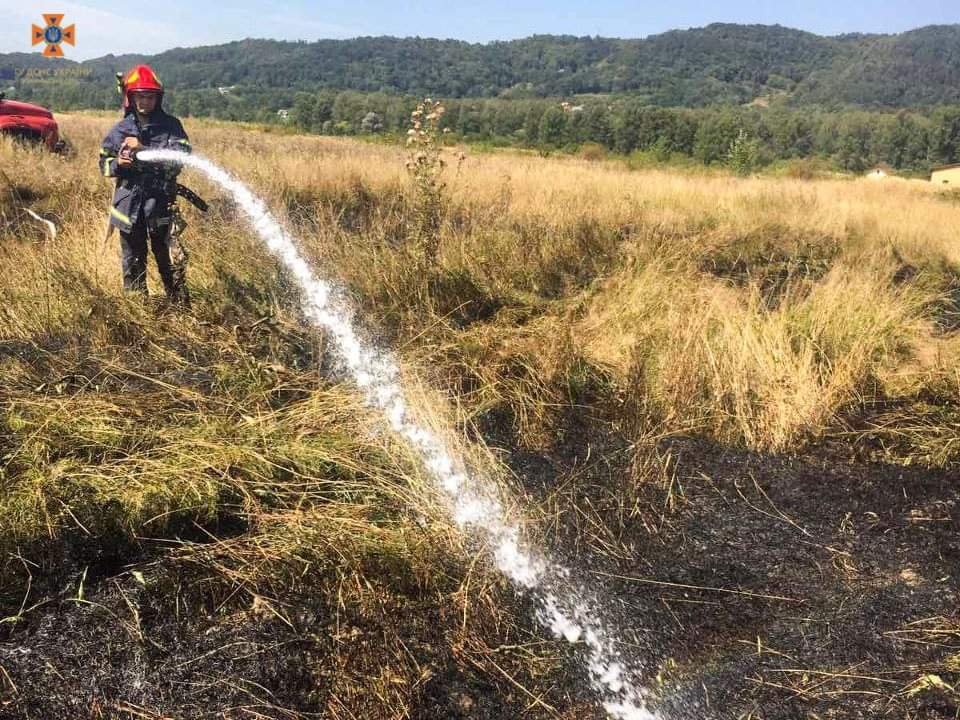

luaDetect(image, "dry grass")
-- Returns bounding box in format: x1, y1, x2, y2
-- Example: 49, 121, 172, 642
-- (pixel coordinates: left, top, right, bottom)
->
3, 111, 960, 716
4, 108, 960, 548
0, 119, 472, 608
4, 111, 960, 548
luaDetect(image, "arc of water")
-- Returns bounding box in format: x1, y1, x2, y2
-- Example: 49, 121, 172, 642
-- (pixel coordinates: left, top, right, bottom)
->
137, 149, 660, 720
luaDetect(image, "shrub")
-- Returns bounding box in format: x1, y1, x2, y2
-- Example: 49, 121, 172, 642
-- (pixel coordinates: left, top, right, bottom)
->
727, 129, 761, 176
578, 142, 607, 162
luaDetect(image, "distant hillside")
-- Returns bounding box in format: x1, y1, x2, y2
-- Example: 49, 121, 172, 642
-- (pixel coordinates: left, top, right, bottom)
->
793, 25, 960, 106
2, 23, 960, 108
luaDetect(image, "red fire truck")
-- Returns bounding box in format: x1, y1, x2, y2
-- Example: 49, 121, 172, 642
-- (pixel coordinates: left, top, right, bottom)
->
0, 92, 63, 151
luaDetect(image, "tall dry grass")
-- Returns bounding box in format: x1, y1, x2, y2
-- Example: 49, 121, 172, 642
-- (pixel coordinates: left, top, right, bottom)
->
3, 110, 960, 615
5, 113, 960, 462
0, 120, 474, 624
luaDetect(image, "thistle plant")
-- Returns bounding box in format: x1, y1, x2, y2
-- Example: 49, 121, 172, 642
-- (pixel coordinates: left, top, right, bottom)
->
405, 99, 446, 266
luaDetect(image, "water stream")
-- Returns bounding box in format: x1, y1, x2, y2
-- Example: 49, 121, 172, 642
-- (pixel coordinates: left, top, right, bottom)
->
138, 149, 660, 720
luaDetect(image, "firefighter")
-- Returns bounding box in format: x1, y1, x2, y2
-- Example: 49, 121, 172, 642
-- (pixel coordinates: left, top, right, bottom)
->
100, 64, 192, 305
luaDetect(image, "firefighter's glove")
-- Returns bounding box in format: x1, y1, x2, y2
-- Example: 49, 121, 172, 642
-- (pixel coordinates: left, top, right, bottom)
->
118, 137, 141, 167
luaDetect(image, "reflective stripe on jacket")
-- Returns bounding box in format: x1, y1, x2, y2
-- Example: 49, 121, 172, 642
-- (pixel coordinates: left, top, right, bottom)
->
100, 109, 191, 232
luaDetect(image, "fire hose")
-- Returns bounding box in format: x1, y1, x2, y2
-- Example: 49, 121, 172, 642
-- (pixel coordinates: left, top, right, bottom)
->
104, 149, 207, 242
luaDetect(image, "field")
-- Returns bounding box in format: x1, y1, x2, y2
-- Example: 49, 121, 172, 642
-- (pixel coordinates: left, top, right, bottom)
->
0, 112, 958, 719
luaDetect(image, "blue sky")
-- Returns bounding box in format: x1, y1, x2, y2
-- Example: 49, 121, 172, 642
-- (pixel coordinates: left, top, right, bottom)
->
1, 0, 956, 60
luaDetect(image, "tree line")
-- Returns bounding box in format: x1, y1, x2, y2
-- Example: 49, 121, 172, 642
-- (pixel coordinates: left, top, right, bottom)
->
213, 91, 960, 174
10, 79, 960, 173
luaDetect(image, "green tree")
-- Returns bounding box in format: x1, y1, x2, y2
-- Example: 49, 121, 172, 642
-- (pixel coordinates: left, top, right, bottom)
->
693, 110, 738, 165
538, 106, 566, 146
929, 106, 960, 166
835, 114, 872, 172
360, 111, 383, 133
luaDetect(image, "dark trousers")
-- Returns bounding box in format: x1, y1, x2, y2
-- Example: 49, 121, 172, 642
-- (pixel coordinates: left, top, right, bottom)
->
119, 220, 189, 304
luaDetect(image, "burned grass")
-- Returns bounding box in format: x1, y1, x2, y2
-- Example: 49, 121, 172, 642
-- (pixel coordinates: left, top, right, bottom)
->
1, 559, 554, 720
1, 114, 960, 718
496, 417, 959, 719
697, 228, 839, 309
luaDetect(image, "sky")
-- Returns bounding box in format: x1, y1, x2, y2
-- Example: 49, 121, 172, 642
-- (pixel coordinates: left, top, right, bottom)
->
1, 0, 957, 61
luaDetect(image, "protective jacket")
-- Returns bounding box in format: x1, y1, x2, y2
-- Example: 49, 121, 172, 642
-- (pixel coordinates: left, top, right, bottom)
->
100, 109, 191, 232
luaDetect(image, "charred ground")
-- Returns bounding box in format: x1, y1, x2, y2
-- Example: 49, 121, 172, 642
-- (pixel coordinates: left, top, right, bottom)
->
3, 405, 957, 720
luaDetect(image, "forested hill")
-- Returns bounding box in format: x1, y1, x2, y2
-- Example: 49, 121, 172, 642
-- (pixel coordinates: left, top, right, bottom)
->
3, 23, 960, 108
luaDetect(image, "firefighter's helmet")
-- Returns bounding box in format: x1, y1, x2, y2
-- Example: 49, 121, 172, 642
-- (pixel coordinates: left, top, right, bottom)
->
120, 64, 163, 111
